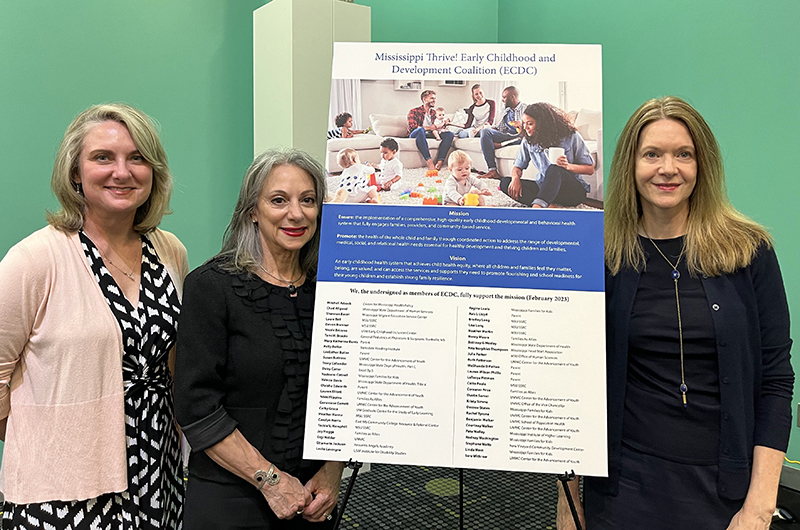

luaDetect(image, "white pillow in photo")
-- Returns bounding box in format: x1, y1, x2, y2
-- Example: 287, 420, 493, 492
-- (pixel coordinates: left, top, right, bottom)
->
450, 108, 469, 128
574, 108, 602, 141
369, 113, 407, 137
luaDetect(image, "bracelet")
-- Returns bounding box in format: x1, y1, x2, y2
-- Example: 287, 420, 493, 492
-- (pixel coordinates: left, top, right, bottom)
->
254, 464, 280, 490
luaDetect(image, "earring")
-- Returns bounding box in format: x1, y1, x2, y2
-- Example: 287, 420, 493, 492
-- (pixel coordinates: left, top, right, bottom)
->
73, 181, 84, 196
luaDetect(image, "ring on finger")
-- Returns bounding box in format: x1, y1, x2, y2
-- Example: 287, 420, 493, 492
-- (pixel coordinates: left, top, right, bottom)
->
325, 513, 333, 521
296, 509, 304, 515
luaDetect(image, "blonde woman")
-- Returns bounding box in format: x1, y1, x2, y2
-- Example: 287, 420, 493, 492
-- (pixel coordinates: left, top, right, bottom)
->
0, 104, 188, 529
559, 96, 793, 529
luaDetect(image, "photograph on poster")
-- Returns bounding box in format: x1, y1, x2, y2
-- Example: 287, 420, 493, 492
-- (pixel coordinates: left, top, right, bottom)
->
324, 45, 603, 209
306, 43, 607, 478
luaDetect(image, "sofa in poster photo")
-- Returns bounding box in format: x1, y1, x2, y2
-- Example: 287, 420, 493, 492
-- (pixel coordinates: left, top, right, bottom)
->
326, 95, 603, 202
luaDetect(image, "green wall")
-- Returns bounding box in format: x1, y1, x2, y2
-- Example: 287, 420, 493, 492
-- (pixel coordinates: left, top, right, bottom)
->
2, 0, 799, 466
496, 0, 800, 464
0, 0, 267, 462
359, 0, 499, 43
0, 0, 266, 267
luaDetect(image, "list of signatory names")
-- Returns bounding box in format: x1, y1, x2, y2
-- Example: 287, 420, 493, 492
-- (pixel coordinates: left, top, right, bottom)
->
313, 297, 457, 463
315, 300, 353, 454
463, 305, 503, 460
506, 307, 585, 467
307, 284, 604, 474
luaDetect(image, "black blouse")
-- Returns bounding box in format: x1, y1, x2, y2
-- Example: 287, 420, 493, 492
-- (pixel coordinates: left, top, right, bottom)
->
623, 236, 720, 464
174, 260, 323, 484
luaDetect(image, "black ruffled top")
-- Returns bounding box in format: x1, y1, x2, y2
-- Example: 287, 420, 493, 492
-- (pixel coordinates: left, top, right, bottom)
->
174, 261, 323, 484
230, 271, 314, 472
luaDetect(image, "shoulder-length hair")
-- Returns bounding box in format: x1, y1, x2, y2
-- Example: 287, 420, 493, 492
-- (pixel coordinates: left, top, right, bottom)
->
605, 96, 770, 276
47, 103, 172, 233
216, 148, 326, 278
521, 102, 577, 148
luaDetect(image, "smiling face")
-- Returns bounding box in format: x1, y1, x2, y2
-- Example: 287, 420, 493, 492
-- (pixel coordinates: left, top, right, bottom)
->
472, 86, 485, 105
75, 121, 153, 225
423, 93, 436, 108
521, 114, 537, 138
502, 89, 518, 108
635, 118, 697, 225
251, 164, 318, 259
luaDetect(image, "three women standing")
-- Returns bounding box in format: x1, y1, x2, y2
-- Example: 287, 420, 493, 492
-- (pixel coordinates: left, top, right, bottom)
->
2, 95, 790, 530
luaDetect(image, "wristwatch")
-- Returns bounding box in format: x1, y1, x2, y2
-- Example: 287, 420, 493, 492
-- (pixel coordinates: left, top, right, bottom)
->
254, 464, 280, 490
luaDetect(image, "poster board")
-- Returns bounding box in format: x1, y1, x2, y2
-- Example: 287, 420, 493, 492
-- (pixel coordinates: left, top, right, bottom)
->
305, 42, 607, 477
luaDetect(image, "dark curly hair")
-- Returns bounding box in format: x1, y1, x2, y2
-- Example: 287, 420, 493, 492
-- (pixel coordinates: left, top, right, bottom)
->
380, 137, 398, 152
335, 112, 352, 127
522, 102, 576, 148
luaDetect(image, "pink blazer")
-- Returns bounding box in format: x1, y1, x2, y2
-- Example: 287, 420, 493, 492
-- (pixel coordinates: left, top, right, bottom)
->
0, 226, 188, 504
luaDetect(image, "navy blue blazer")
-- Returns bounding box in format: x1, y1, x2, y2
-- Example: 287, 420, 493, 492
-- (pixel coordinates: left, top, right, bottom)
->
589, 244, 793, 500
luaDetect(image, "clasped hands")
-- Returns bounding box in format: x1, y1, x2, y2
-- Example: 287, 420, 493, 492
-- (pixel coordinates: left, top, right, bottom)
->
262, 462, 344, 522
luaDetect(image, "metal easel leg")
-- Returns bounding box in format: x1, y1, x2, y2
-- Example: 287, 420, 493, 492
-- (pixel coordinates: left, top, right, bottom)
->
558, 470, 583, 530
459, 468, 464, 530
332, 460, 362, 530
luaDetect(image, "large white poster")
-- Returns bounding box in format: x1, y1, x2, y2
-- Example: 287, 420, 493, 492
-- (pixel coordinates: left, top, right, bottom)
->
305, 43, 606, 477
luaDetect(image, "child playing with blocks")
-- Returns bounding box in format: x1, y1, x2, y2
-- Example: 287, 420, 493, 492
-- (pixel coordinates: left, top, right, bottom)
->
331, 148, 381, 204
367, 138, 403, 191
444, 150, 491, 206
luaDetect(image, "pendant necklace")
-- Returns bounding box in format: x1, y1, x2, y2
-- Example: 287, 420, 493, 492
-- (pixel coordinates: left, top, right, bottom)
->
258, 264, 301, 296
645, 233, 689, 408
97, 240, 141, 282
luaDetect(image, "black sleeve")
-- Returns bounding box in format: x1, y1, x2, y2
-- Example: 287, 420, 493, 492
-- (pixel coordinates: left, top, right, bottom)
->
174, 266, 238, 452
751, 244, 794, 450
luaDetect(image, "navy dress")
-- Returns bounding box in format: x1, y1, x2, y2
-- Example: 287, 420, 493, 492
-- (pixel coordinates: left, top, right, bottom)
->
585, 237, 742, 529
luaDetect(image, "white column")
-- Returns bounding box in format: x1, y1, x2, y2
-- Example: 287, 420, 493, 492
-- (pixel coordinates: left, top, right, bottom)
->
254, 0, 370, 162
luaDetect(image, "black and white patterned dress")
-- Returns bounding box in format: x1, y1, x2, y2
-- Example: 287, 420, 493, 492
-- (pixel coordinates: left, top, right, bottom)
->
3, 233, 184, 530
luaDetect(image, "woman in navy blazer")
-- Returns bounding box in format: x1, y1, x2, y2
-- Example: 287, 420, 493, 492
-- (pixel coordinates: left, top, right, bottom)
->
558, 96, 793, 529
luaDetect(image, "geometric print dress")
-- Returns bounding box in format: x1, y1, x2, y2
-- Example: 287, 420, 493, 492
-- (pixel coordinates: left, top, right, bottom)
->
3, 232, 184, 530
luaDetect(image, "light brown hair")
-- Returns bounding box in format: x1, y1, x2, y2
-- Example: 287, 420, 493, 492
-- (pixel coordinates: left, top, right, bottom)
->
605, 96, 770, 276
337, 148, 359, 168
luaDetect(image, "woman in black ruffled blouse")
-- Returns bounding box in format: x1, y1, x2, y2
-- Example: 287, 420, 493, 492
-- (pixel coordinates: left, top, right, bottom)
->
175, 148, 343, 529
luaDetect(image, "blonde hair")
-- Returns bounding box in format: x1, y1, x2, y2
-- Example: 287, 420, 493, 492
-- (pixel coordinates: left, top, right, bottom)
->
337, 148, 359, 169
605, 96, 771, 276
217, 148, 326, 277
47, 103, 172, 233
448, 150, 472, 169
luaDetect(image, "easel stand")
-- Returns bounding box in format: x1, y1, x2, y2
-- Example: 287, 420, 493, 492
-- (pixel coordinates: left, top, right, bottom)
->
333, 460, 362, 530
558, 470, 583, 530
459, 468, 464, 530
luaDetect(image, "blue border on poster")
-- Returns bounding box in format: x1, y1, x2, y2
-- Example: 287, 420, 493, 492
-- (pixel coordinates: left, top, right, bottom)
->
318, 204, 603, 292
